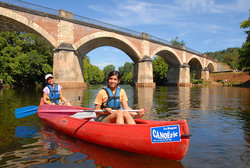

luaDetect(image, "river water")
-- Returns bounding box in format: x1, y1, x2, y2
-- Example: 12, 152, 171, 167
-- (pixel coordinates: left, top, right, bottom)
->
0, 85, 249, 168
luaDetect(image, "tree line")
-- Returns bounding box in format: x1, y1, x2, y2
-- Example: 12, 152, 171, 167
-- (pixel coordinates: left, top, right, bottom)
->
0, 12, 249, 87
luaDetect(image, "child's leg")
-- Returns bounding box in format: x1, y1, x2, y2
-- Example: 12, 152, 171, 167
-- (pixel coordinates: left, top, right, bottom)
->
123, 111, 136, 124
104, 110, 124, 124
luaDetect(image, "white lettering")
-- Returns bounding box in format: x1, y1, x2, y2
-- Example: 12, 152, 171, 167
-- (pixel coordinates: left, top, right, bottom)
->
153, 130, 179, 140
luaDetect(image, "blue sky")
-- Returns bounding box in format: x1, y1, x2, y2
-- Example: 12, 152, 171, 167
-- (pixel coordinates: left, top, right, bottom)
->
22, 0, 249, 69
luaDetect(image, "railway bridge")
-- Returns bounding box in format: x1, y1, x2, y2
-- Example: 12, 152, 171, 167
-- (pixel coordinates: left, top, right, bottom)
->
0, 0, 227, 87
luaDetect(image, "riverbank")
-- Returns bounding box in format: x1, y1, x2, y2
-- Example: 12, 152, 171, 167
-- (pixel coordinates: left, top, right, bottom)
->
1, 72, 249, 88
208, 71, 250, 87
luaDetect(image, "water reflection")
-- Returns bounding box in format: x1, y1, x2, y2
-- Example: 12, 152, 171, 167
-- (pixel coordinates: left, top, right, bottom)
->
134, 87, 156, 119
40, 125, 183, 168
1, 124, 183, 168
178, 87, 191, 110
60, 88, 86, 107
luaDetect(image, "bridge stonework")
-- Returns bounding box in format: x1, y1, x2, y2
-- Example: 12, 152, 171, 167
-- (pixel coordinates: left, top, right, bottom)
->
0, 3, 223, 88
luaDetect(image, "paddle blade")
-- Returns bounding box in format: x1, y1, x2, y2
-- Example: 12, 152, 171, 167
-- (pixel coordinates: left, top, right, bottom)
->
15, 106, 38, 118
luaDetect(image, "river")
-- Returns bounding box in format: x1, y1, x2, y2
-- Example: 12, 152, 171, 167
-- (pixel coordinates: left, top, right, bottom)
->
0, 85, 249, 168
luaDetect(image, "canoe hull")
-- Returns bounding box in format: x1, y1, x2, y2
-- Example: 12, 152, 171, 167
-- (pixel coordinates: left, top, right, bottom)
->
38, 105, 190, 160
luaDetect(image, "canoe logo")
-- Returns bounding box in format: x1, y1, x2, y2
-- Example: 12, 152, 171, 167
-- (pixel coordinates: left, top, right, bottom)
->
150, 125, 181, 143
60, 119, 68, 125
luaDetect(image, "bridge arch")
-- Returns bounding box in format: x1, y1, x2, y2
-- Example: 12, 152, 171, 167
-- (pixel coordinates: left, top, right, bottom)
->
0, 7, 58, 47
74, 32, 141, 62
151, 46, 182, 64
188, 57, 203, 79
151, 46, 182, 84
207, 62, 215, 72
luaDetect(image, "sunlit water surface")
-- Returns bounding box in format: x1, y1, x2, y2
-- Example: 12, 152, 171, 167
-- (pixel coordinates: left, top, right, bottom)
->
0, 85, 249, 168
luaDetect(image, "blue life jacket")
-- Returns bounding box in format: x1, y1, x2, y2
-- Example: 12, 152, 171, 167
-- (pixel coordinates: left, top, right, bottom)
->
102, 86, 121, 110
47, 84, 61, 104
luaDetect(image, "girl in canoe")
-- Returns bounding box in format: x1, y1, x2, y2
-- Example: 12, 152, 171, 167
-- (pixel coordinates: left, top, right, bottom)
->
43, 74, 71, 106
94, 71, 145, 124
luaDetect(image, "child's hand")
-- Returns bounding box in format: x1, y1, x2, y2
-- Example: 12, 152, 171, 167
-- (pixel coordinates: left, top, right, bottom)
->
138, 108, 146, 118
103, 108, 112, 115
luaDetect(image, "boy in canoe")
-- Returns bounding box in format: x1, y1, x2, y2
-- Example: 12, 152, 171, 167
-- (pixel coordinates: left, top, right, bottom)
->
43, 74, 71, 106
94, 71, 145, 124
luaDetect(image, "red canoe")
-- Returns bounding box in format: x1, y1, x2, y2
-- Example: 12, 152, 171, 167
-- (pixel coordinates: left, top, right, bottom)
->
37, 103, 190, 160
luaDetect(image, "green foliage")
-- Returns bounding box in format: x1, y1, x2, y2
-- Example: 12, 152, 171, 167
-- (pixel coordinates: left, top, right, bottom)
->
239, 10, 250, 71
190, 73, 203, 84
204, 48, 240, 70
153, 56, 168, 85
170, 36, 185, 48
0, 31, 53, 86
190, 78, 203, 84
223, 52, 240, 70
103, 64, 115, 80
83, 56, 104, 84
119, 62, 134, 84
123, 71, 133, 84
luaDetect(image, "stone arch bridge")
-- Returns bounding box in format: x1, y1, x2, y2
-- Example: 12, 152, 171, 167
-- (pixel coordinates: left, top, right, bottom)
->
0, 0, 227, 87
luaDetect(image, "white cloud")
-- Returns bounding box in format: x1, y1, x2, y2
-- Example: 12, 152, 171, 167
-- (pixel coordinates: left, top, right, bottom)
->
88, 0, 179, 26
175, 0, 250, 13
87, 0, 248, 52
88, 0, 249, 27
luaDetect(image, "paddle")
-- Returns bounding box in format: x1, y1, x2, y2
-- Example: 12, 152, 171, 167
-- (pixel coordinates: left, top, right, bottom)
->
38, 109, 141, 113
37, 106, 145, 119
15, 96, 81, 119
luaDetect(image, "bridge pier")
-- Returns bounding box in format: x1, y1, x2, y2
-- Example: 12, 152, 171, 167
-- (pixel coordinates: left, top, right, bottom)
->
201, 67, 209, 80
168, 65, 181, 85
178, 63, 191, 87
134, 56, 156, 87
53, 43, 87, 88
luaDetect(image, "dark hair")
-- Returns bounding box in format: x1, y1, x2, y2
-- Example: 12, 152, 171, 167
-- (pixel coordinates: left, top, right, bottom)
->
107, 71, 121, 81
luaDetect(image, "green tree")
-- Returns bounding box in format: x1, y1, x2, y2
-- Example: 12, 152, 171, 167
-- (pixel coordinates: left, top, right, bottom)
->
223, 53, 240, 70
103, 64, 115, 80
170, 36, 185, 48
239, 10, 250, 71
119, 62, 134, 84
123, 71, 133, 84
91, 65, 104, 84
0, 31, 53, 86
83, 56, 104, 84
83, 56, 92, 83
153, 56, 168, 85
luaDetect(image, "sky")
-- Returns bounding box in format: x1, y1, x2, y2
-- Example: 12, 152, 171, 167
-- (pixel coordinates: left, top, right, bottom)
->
21, 0, 250, 69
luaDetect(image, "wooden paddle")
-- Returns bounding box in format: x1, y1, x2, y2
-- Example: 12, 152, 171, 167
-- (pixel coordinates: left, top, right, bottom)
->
15, 96, 81, 118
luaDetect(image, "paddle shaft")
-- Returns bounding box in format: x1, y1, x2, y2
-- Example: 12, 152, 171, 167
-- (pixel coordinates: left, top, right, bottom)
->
93, 109, 139, 113
58, 96, 80, 105
38, 109, 140, 113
